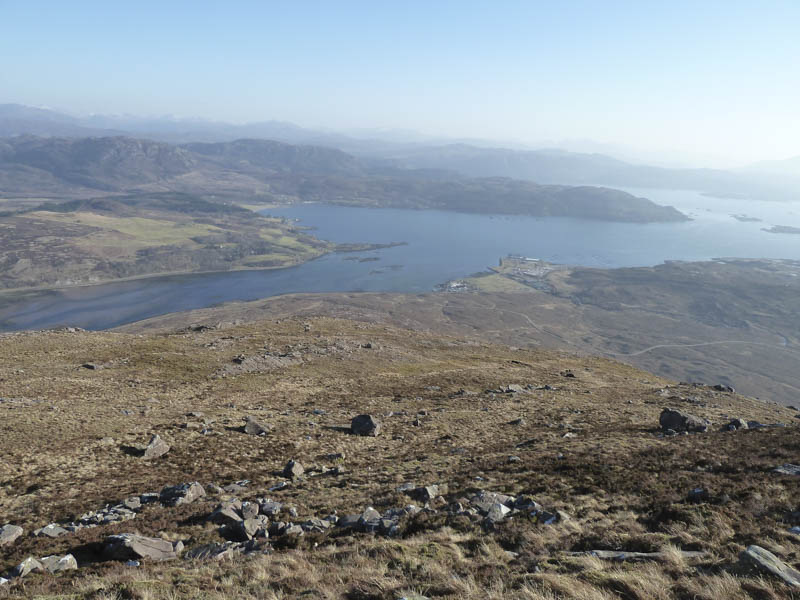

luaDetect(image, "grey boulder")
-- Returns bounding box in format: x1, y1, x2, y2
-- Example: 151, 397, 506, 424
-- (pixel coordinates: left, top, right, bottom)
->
283, 459, 304, 479
143, 434, 170, 459
408, 484, 446, 503
486, 503, 511, 522
33, 523, 69, 538
104, 533, 178, 562
40, 554, 78, 573
659, 408, 709, 433
351, 414, 381, 436
243, 416, 269, 436
11, 557, 44, 578
725, 417, 749, 431
160, 482, 206, 507
208, 502, 243, 526
0, 524, 23, 546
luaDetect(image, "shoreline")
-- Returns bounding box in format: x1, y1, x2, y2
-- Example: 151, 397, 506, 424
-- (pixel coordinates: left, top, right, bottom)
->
0, 240, 408, 298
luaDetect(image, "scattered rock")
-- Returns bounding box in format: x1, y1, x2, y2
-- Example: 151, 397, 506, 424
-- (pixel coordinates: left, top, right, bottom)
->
160, 482, 206, 507
283, 459, 304, 479
712, 384, 735, 393
351, 414, 381, 437
142, 434, 170, 459
508, 418, 526, 426
104, 533, 178, 562
659, 408, 709, 433
243, 416, 269, 436
739, 545, 800, 587
0, 524, 23, 546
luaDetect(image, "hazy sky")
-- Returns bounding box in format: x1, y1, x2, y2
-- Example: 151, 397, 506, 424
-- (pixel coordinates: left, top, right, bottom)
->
2, 0, 799, 165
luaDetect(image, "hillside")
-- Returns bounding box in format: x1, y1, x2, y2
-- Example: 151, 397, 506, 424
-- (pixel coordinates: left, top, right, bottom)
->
117, 259, 800, 407
0, 193, 333, 290
376, 144, 800, 202
0, 136, 687, 223
0, 317, 799, 599
3, 103, 798, 202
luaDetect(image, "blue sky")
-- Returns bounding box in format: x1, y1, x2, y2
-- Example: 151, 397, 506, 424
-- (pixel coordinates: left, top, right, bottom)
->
2, 0, 799, 164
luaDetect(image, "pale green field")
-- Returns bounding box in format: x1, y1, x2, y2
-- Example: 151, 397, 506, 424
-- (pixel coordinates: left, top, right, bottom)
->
26, 211, 222, 247
465, 272, 535, 292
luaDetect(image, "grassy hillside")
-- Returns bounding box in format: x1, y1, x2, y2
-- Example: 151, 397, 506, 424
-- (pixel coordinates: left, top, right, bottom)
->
0, 317, 798, 598
117, 259, 800, 407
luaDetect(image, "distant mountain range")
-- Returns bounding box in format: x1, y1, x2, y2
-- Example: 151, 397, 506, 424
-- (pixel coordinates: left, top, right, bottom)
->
0, 135, 687, 223
2, 103, 799, 202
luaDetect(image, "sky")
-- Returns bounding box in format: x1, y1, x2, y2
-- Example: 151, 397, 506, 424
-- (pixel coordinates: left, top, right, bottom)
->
1, 0, 799, 166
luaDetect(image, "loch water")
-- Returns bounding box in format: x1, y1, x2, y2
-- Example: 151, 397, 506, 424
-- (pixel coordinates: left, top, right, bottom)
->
1, 187, 799, 331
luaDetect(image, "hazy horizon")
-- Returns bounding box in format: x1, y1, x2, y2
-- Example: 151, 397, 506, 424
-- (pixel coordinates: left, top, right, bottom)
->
3, 1, 800, 167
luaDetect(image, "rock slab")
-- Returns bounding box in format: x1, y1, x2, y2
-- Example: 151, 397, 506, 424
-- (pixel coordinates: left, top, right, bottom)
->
739, 545, 800, 587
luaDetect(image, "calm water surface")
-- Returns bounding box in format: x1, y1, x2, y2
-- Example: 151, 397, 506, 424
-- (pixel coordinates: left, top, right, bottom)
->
1, 188, 799, 331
